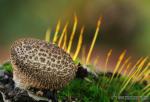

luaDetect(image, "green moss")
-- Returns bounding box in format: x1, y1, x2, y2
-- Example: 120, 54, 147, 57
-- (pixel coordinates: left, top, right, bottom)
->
0, 62, 147, 102
58, 73, 146, 102
1, 61, 13, 73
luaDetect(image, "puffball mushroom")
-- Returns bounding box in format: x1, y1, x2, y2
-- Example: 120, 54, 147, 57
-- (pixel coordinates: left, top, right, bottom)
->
10, 38, 77, 91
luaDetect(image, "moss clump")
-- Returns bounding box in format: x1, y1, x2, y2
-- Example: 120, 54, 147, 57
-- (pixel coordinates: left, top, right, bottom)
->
0, 61, 13, 73
58, 72, 146, 102
0, 62, 148, 102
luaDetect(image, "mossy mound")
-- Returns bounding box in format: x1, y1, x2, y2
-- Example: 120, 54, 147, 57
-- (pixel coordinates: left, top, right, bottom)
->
0, 62, 149, 102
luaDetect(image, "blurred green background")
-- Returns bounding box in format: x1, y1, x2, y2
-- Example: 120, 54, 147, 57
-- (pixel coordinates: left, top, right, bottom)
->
0, 0, 150, 63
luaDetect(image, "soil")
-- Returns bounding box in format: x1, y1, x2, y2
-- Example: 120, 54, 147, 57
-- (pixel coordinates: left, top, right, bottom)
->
0, 70, 50, 102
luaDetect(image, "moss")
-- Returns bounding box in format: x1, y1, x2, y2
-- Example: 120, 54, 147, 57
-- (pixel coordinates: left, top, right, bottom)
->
2, 61, 13, 73
58, 72, 146, 102
0, 62, 147, 102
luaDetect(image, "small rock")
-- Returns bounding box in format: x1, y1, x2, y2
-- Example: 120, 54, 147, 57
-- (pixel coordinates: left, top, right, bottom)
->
4, 72, 13, 78
0, 70, 5, 77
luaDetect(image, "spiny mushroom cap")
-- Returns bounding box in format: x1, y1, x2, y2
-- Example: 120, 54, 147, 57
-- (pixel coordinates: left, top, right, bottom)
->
10, 38, 77, 90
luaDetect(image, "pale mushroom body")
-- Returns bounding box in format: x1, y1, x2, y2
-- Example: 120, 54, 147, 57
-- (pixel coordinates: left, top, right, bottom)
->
10, 38, 77, 90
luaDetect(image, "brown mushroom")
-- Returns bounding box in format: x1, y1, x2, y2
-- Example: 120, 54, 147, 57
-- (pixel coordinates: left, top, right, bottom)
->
10, 38, 77, 92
